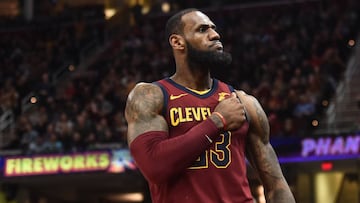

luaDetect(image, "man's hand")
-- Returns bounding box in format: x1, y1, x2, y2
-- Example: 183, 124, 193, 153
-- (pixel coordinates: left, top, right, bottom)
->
211, 92, 247, 131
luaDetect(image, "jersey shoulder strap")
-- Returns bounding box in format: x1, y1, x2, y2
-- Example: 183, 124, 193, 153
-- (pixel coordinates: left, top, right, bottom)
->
152, 79, 169, 117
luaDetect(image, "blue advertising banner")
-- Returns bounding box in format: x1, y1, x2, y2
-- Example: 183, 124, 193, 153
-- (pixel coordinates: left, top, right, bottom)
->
271, 133, 360, 163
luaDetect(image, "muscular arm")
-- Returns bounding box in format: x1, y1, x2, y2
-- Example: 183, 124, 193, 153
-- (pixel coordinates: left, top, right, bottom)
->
125, 83, 168, 143
125, 83, 222, 184
237, 91, 295, 203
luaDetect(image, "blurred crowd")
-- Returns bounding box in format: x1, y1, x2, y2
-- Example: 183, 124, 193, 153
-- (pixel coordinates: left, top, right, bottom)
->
0, 0, 359, 155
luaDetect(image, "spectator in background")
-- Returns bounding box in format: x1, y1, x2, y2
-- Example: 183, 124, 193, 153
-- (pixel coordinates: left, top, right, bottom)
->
131, 0, 144, 26
0, 0, 358, 154
85, 132, 97, 150
0, 79, 19, 114
20, 122, 39, 151
46, 133, 63, 154
71, 131, 86, 152
293, 94, 316, 118
54, 112, 74, 136
36, 72, 55, 107
27, 136, 47, 155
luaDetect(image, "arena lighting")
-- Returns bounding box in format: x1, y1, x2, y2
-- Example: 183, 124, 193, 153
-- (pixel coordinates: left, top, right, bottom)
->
68, 64, 75, 72
348, 39, 356, 47
322, 100, 329, 107
30, 96, 37, 104
311, 119, 319, 127
321, 162, 333, 171
161, 2, 171, 13
107, 193, 144, 202
141, 6, 150, 15
104, 8, 116, 20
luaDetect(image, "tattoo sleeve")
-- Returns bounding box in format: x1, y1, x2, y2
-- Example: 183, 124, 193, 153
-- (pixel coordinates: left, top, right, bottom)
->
125, 83, 168, 144
125, 83, 222, 184
243, 94, 296, 203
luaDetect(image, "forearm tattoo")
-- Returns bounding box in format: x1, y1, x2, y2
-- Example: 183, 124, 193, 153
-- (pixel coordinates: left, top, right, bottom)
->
248, 97, 295, 203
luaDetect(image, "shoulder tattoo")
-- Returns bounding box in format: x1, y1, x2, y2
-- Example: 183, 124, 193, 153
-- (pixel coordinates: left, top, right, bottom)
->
125, 83, 163, 123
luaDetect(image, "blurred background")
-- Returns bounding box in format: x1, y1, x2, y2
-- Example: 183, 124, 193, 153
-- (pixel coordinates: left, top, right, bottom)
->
0, 0, 359, 202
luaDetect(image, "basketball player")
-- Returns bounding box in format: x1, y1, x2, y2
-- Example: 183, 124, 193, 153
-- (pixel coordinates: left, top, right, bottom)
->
125, 8, 296, 203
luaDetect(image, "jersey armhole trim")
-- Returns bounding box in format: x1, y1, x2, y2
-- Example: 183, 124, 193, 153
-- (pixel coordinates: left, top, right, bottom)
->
153, 81, 168, 118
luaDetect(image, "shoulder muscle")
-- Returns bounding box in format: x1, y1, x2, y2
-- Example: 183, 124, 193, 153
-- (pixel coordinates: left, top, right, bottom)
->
235, 90, 269, 143
125, 82, 168, 144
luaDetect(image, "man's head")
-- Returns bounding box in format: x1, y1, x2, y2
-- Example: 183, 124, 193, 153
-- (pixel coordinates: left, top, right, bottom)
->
165, 8, 198, 42
165, 9, 232, 70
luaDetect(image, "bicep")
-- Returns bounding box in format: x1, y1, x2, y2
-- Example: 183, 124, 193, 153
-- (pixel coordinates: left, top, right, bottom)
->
125, 83, 168, 144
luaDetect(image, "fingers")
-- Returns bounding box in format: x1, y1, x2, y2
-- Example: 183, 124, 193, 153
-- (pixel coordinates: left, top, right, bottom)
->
241, 109, 246, 115
242, 109, 247, 121
232, 93, 246, 115
225, 94, 245, 111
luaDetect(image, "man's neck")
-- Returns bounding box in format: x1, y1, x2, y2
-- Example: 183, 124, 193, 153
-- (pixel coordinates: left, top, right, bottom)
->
170, 70, 212, 91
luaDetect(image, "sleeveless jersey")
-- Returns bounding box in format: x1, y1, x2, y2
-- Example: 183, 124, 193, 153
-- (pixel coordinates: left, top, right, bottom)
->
150, 78, 253, 203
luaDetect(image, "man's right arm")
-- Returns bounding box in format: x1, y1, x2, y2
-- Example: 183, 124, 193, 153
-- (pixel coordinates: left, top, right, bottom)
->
125, 82, 168, 143
125, 83, 223, 184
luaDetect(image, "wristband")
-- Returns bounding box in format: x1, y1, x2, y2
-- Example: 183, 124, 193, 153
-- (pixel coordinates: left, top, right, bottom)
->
212, 112, 226, 130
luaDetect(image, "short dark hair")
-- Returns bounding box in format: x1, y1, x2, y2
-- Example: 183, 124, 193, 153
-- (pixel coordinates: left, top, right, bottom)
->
165, 8, 198, 41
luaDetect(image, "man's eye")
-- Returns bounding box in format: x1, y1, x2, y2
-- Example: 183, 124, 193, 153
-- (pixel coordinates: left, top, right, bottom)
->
199, 27, 206, 33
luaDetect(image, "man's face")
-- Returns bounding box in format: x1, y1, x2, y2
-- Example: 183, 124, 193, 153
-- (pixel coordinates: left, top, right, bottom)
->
181, 11, 232, 69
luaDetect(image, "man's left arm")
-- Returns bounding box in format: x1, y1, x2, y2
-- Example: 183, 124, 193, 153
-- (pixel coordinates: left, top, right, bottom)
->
236, 91, 296, 203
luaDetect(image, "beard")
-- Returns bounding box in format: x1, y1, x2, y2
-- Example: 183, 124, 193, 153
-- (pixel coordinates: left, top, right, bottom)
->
186, 41, 232, 71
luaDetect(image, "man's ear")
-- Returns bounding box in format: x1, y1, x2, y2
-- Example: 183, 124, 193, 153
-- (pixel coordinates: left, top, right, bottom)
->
169, 34, 185, 50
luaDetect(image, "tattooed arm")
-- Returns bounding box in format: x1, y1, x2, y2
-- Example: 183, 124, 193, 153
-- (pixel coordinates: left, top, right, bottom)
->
125, 82, 168, 144
236, 91, 296, 203
125, 83, 225, 184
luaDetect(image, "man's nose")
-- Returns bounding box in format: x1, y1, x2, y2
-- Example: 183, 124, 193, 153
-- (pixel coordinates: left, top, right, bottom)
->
208, 28, 220, 40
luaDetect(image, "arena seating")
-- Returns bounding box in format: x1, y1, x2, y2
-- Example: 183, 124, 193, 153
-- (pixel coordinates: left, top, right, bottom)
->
0, 0, 359, 155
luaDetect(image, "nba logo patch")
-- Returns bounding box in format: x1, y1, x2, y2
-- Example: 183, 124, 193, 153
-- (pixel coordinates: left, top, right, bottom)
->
218, 92, 230, 101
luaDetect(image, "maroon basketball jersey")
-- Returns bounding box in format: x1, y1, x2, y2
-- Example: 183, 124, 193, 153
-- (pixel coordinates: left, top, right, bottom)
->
149, 78, 253, 203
